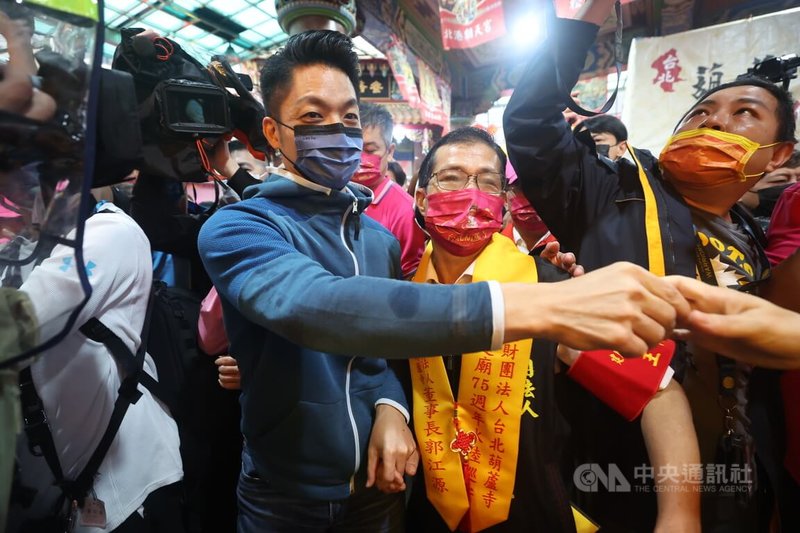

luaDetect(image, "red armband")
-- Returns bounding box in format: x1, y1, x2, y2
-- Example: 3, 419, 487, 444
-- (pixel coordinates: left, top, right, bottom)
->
567, 340, 676, 421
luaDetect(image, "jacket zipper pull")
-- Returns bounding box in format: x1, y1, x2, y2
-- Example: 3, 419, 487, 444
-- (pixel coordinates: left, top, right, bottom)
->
352, 198, 361, 240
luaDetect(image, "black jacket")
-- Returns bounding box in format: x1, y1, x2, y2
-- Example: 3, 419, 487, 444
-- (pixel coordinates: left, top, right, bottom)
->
503, 18, 696, 278
502, 18, 699, 531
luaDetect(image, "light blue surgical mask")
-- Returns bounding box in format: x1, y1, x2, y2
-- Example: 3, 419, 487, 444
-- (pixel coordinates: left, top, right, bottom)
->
273, 120, 363, 190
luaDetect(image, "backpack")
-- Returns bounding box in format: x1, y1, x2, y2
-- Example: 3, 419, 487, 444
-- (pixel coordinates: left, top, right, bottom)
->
17, 279, 214, 531
145, 280, 202, 419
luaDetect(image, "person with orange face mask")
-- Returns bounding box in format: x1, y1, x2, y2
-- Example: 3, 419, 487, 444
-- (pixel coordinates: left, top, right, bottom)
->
503, 1, 795, 531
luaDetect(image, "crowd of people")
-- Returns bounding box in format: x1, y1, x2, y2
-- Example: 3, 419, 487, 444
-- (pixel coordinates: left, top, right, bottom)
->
2, 0, 800, 532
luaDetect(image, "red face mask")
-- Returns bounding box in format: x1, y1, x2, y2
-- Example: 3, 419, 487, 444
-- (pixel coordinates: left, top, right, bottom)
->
424, 189, 504, 256
352, 152, 386, 189
509, 193, 548, 236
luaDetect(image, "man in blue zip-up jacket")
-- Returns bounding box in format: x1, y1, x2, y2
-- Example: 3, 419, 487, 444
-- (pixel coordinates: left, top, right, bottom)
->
198, 30, 694, 532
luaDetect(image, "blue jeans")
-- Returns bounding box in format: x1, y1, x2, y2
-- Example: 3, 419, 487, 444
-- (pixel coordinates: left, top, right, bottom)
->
237, 450, 404, 533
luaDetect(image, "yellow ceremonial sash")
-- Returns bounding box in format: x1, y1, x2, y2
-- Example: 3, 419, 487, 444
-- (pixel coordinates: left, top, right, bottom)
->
410, 234, 537, 532
630, 147, 666, 276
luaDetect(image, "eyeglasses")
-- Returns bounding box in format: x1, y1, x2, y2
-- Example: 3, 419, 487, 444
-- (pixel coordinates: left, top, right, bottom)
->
431, 168, 505, 194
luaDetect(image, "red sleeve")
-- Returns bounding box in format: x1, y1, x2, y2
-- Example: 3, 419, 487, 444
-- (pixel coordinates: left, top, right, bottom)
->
766, 183, 800, 266
384, 183, 426, 277
567, 340, 676, 421
398, 215, 426, 278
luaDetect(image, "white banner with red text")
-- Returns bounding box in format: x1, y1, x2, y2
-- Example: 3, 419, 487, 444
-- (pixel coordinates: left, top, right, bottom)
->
622, 7, 800, 155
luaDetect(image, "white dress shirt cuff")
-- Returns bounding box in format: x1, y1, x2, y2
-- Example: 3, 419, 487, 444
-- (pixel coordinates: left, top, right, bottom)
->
375, 399, 410, 424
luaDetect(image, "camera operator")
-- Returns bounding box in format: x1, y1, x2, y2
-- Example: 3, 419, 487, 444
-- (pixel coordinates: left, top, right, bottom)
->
130, 146, 252, 291
109, 29, 275, 532
130, 172, 212, 292
111, 29, 268, 293
228, 140, 267, 176
0, 3, 183, 532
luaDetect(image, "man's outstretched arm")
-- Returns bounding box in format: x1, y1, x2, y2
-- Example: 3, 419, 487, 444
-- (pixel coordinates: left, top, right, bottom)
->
504, 261, 689, 357
669, 275, 800, 369
200, 204, 689, 358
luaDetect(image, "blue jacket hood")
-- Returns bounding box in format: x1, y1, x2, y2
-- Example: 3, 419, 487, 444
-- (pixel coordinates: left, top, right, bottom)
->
242, 172, 374, 214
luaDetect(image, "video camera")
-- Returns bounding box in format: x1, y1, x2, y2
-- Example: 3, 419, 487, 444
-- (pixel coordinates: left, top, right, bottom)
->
739, 53, 800, 90
94, 28, 269, 186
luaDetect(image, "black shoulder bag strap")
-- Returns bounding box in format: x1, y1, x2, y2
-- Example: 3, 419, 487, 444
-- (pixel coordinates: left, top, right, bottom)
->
693, 237, 739, 417
19, 287, 156, 506
78, 289, 167, 403
17, 228, 89, 491
19, 367, 66, 483
551, 0, 624, 117
67, 291, 156, 502
694, 229, 757, 505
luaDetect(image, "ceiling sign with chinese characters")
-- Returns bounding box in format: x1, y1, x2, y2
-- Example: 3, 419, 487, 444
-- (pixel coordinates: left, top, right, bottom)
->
360, 57, 452, 132
622, 7, 800, 154
438, 0, 506, 50
359, 60, 395, 100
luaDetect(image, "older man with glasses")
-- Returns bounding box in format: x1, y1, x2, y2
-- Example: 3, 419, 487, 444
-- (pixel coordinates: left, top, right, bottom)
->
402, 127, 696, 533
403, 127, 575, 533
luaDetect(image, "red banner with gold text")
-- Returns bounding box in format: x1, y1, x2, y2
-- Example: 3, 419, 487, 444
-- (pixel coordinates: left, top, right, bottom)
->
438, 0, 506, 50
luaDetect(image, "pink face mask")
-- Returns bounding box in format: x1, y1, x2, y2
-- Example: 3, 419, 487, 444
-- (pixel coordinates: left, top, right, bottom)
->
352, 152, 386, 189
510, 193, 548, 236
424, 189, 504, 257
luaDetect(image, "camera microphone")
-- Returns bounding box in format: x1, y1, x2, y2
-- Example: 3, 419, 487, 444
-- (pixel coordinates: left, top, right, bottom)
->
739, 53, 800, 89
